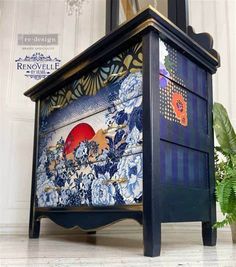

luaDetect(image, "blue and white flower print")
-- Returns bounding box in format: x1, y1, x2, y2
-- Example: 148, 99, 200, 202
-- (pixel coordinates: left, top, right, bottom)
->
114, 154, 143, 204
91, 172, 116, 206
79, 172, 95, 205
36, 71, 143, 207
117, 71, 142, 113
74, 141, 90, 165
38, 189, 59, 207
105, 104, 117, 127
37, 150, 48, 174
37, 180, 59, 207
81, 173, 95, 191
37, 172, 48, 189
126, 126, 142, 153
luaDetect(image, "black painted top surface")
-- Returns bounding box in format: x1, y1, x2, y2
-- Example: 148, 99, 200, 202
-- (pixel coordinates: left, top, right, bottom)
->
24, 6, 219, 102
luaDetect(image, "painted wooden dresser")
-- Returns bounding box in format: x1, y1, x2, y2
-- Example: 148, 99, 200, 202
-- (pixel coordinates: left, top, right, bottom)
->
24, 7, 220, 257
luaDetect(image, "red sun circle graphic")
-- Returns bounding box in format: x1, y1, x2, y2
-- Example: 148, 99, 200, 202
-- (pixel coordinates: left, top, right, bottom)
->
63, 123, 95, 155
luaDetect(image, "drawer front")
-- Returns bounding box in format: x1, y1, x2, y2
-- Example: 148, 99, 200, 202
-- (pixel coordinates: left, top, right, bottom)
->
160, 141, 208, 188
36, 152, 143, 207
36, 71, 143, 208
40, 42, 142, 133
160, 39, 207, 99
159, 76, 208, 147
38, 96, 143, 171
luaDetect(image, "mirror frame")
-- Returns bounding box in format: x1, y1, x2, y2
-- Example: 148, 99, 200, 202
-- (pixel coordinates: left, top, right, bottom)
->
105, 0, 189, 34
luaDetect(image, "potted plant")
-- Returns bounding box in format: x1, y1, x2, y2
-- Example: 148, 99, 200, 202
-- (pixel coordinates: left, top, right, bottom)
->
213, 102, 236, 243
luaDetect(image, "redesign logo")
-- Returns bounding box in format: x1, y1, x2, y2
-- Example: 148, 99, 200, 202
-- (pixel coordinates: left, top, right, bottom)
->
15, 53, 61, 80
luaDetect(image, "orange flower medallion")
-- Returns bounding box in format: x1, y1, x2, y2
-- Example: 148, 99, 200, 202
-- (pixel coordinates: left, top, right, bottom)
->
171, 92, 188, 126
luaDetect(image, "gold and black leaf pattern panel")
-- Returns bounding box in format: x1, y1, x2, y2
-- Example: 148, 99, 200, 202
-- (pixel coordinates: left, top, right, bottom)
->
41, 42, 142, 117
40, 85, 74, 117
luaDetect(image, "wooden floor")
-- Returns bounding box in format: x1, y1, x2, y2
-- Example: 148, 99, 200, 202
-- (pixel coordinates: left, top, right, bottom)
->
0, 222, 236, 267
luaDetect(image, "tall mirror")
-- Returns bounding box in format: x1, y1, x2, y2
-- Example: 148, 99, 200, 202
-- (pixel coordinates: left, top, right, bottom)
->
106, 0, 188, 34
119, 0, 168, 23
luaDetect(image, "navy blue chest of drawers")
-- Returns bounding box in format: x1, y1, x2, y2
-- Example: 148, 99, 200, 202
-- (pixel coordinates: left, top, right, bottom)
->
24, 7, 220, 257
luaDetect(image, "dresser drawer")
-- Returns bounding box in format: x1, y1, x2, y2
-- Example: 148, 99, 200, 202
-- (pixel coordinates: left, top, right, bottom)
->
38, 96, 143, 171
40, 42, 143, 134
36, 152, 143, 207
160, 39, 207, 99
159, 74, 208, 150
160, 140, 208, 188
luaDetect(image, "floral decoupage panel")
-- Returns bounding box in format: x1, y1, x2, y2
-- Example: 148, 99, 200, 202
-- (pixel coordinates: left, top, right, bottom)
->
159, 39, 188, 128
37, 72, 143, 208
40, 42, 142, 134
159, 40, 209, 189
159, 39, 208, 136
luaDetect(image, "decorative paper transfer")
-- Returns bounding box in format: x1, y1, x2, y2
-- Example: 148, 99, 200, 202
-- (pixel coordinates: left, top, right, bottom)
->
159, 40, 188, 127
40, 42, 142, 118
37, 72, 143, 208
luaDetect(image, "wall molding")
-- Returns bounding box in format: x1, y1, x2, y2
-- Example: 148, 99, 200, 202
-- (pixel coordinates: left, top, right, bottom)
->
0, 221, 231, 236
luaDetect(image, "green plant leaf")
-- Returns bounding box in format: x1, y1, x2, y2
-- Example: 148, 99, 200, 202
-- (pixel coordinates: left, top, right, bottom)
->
213, 103, 236, 154
232, 177, 236, 197
216, 179, 232, 213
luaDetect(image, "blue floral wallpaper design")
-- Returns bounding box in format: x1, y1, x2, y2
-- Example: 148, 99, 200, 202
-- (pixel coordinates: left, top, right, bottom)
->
37, 72, 143, 207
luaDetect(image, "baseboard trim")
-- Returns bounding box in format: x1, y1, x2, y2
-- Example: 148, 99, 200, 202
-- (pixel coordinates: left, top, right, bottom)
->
0, 220, 231, 235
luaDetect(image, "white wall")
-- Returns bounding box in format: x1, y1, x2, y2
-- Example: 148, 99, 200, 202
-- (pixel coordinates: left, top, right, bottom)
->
0, 0, 106, 234
189, 0, 236, 128
188, 0, 236, 226
0, 0, 235, 234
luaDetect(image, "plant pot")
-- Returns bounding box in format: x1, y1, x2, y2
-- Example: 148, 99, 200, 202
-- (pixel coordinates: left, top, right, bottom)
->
230, 222, 236, 243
